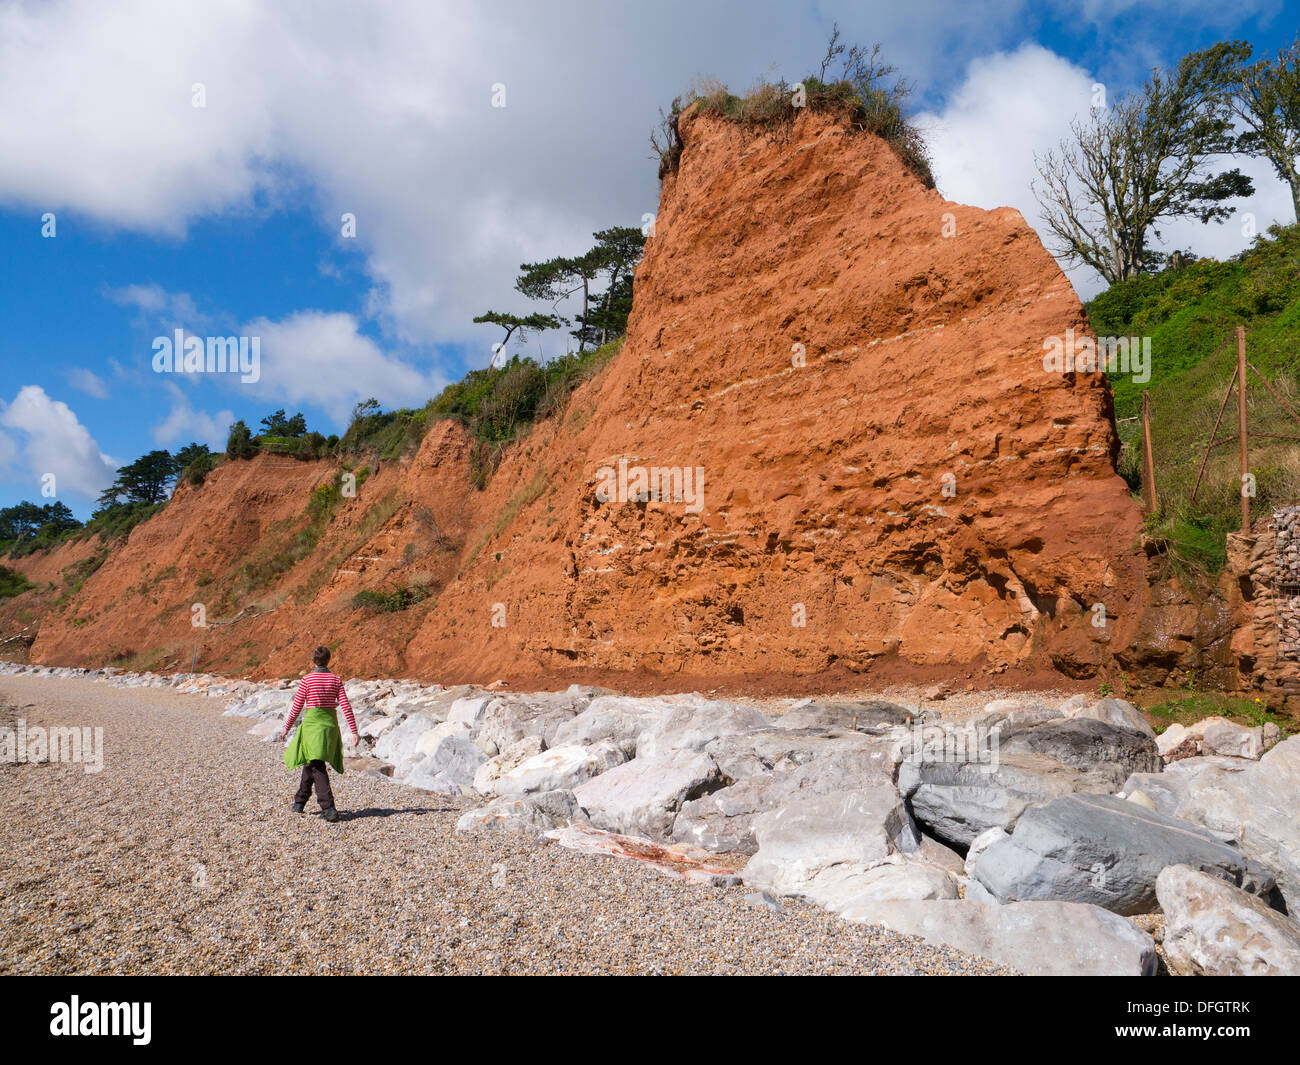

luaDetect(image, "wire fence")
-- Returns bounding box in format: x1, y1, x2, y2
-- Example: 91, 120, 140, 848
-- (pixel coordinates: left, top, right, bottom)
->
1119, 327, 1300, 557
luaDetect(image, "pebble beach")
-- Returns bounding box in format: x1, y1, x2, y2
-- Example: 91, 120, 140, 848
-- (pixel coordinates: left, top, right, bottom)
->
0, 673, 1012, 975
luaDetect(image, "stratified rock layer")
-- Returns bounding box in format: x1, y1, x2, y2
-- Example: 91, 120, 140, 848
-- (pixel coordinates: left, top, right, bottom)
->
16, 108, 1151, 688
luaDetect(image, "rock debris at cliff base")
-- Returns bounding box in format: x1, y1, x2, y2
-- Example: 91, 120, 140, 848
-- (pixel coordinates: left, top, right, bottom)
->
0, 674, 1010, 976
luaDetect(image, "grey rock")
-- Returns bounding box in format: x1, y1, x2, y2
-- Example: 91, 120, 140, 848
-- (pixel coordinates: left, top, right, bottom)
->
474, 690, 591, 754
1171, 735, 1300, 911
1069, 697, 1156, 739
701, 727, 895, 782
472, 735, 548, 797
405, 733, 489, 795
743, 890, 783, 913
838, 899, 1159, 976
972, 793, 1275, 914
572, 749, 724, 840
455, 790, 580, 838
634, 700, 770, 759
742, 785, 919, 898
963, 879, 1001, 906
672, 742, 899, 854
998, 716, 1161, 788
965, 826, 1009, 877
916, 833, 967, 878
1157, 863, 1300, 976
899, 751, 1115, 846
494, 741, 626, 796
1200, 719, 1264, 760
551, 693, 702, 756
774, 699, 914, 733
810, 859, 960, 914
372, 712, 437, 765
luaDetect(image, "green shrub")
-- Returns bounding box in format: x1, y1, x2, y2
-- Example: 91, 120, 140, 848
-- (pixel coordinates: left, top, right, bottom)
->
0, 564, 33, 599
226, 419, 255, 459
182, 452, 220, 486
340, 340, 621, 483
351, 585, 429, 612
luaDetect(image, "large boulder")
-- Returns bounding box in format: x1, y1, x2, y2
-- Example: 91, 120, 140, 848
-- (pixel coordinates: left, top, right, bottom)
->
404, 732, 488, 795
472, 735, 548, 796
551, 694, 703, 756
899, 750, 1116, 847
1066, 697, 1156, 739
806, 858, 960, 914
672, 742, 897, 854
773, 699, 914, 733
971, 793, 1275, 914
672, 776, 779, 854
741, 785, 919, 898
455, 790, 580, 838
572, 750, 725, 840
378, 684, 474, 720
1119, 756, 1251, 825
494, 741, 625, 796
1199, 718, 1265, 760
998, 716, 1161, 788
633, 700, 770, 759
472, 690, 591, 755
702, 728, 896, 783
838, 899, 1159, 976
1156, 864, 1300, 976
1171, 735, 1300, 911
373, 712, 438, 765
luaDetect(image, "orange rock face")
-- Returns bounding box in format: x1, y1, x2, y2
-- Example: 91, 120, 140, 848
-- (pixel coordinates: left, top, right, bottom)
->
13, 108, 1163, 691
409, 108, 1149, 685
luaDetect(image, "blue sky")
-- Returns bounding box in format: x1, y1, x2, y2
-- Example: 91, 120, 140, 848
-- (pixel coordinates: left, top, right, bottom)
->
0, 0, 1297, 515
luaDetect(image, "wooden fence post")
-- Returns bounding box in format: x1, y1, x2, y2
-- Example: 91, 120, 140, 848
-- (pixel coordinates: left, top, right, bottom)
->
1238, 325, 1250, 534
1141, 391, 1157, 514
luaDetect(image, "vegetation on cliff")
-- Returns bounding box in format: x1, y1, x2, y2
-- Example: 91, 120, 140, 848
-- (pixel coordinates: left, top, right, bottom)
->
1036, 37, 1297, 285
0, 563, 33, 599
652, 26, 933, 187
1088, 222, 1300, 569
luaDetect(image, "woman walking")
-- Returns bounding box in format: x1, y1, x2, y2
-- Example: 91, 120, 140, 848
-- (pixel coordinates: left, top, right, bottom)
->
280, 645, 359, 822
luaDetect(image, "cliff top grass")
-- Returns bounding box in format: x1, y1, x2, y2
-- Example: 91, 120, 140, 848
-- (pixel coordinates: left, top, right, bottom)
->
653, 32, 933, 188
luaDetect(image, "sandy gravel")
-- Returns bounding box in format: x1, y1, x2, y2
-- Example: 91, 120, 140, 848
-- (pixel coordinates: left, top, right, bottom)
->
0, 674, 1012, 975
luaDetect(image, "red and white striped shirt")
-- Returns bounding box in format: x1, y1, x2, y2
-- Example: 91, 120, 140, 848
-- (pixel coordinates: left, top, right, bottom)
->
283, 669, 357, 735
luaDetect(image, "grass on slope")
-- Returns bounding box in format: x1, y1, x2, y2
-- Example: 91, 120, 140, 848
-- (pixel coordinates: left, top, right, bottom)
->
1086, 223, 1300, 571
1141, 691, 1293, 736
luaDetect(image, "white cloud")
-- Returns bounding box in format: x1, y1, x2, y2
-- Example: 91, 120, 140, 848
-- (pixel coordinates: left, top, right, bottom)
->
0, 0, 1031, 355
0, 386, 118, 502
242, 310, 446, 426
105, 284, 210, 330
153, 384, 233, 450
65, 367, 110, 399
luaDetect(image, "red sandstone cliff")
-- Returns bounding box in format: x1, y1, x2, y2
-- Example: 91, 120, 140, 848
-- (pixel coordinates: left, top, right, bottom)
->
8, 108, 1189, 691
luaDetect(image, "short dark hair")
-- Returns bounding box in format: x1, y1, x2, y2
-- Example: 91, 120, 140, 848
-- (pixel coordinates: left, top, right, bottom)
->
312, 645, 331, 668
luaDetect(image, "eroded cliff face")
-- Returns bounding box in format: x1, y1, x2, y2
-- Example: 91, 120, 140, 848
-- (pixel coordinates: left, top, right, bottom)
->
13, 108, 1169, 690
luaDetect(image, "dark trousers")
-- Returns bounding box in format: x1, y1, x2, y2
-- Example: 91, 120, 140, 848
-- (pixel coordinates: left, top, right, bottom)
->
293, 760, 335, 810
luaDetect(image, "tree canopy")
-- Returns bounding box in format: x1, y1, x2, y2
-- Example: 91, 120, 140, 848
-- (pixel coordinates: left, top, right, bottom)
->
1034, 42, 1255, 284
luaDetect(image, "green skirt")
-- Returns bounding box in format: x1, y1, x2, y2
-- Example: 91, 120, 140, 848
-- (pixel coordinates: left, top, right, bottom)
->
284, 706, 345, 774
